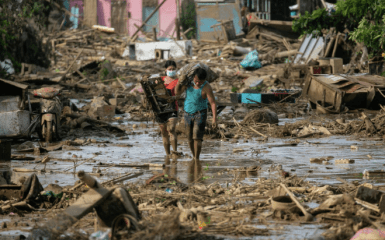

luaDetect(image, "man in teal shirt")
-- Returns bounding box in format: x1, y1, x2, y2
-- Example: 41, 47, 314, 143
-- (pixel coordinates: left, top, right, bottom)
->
176, 68, 217, 161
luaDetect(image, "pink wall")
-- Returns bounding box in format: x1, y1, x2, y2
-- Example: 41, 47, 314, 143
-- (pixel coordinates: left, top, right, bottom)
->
158, 0, 178, 38
127, 0, 142, 36
127, 0, 178, 38
97, 0, 111, 27
69, 0, 179, 38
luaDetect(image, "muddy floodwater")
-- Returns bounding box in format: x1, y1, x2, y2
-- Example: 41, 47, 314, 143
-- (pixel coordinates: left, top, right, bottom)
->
2, 111, 385, 239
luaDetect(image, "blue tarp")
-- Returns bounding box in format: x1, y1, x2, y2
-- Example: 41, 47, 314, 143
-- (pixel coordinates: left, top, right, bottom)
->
240, 50, 262, 69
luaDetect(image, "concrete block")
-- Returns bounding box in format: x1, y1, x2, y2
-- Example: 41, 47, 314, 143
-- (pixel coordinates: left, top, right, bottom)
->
135, 40, 192, 61
330, 58, 343, 74
0, 96, 20, 113
0, 110, 30, 138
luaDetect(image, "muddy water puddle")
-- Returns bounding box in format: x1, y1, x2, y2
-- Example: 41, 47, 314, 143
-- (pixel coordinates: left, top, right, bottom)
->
9, 120, 385, 187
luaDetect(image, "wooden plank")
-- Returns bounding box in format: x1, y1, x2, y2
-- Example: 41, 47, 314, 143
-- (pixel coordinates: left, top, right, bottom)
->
83, 0, 98, 28
65, 188, 113, 219
283, 38, 293, 50
250, 19, 293, 26
111, 0, 127, 34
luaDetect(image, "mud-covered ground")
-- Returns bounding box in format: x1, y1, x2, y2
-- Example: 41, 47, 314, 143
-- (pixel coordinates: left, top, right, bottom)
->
2, 100, 385, 240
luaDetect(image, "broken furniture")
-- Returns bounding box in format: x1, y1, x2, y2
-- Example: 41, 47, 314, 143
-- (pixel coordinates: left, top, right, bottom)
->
29, 171, 140, 239
140, 76, 177, 118
355, 186, 385, 213
0, 79, 30, 138
303, 74, 385, 113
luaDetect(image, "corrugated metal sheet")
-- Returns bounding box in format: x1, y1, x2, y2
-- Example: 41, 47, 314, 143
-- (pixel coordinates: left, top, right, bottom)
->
294, 34, 324, 64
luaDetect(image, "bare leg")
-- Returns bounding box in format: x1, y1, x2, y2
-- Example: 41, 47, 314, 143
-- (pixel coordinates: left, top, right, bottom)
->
188, 140, 194, 159
194, 157, 202, 181
194, 140, 202, 160
171, 155, 177, 178
187, 158, 194, 183
186, 118, 195, 158
164, 155, 170, 176
159, 124, 170, 155
167, 118, 178, 152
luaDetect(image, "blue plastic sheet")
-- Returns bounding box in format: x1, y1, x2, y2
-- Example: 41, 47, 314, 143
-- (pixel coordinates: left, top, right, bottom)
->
240, 50, 262, 69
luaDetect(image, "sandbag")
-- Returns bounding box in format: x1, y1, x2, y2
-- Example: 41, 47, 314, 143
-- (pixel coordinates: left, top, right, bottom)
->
177, 63, 219, 86
33, 87, 60, 98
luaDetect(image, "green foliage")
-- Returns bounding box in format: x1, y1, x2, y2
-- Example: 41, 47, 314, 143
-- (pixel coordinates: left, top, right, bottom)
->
231, 86, 238, 92
250, 86, 261, 91
335, 0, 385, 20
349, 16, 385, 52
180, 3, 196, 39
293, 0, 385, 56
0, 0, 52, 78
292, 8, 345, 37
346, 0, 385, 55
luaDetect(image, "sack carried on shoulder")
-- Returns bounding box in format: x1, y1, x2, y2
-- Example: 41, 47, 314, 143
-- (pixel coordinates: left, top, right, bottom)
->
177, 63, 219, 86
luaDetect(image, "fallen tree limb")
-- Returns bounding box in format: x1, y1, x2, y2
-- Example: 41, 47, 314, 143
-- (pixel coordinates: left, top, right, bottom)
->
249, 126, 268, 139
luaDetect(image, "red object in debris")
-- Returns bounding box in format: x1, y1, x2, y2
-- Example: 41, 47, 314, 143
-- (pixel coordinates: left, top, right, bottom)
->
281, 171, 290, 178
313, 67, 322, 74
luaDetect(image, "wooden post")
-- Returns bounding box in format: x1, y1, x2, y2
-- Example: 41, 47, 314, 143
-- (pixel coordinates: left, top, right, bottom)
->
152, 27, 158, 41
176, 0, 181, 40
175, 19, 181, 40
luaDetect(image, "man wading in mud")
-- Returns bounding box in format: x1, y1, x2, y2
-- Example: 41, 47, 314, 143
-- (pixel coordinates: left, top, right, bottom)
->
176, 68, 217, 161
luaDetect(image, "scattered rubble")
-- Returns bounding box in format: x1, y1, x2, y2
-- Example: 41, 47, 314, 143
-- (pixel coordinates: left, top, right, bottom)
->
2, 0, 385, 239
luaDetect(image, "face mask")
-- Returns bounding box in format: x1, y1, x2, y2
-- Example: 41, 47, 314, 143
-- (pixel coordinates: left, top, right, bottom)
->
167, 70, 176, 78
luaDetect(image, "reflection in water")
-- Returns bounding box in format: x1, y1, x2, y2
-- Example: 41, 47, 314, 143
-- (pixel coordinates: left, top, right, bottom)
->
187, 158, 203, 184
163, 155, 178, 179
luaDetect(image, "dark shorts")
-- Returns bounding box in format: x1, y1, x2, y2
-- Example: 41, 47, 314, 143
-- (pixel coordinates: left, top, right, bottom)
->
155, 111, 178, 124
184, 109, 207, 140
